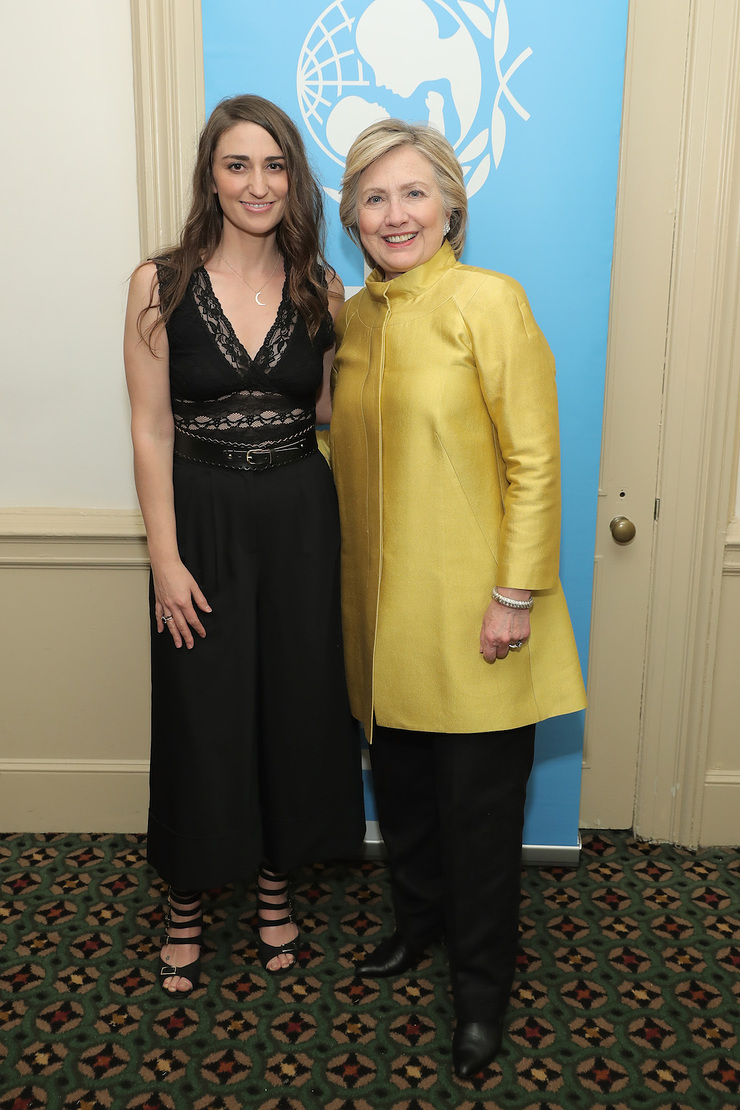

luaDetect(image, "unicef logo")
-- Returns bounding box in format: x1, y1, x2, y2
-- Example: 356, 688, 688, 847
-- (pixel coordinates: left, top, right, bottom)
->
297, 0, 532, 201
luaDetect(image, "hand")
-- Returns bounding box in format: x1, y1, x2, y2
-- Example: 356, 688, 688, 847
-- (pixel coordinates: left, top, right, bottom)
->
479, 598, 530, 663
152, 559, 211, 649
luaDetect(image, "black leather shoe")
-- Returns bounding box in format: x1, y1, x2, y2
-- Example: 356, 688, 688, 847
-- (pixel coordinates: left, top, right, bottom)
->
452, 1020, 504, 1078
354, 932, 429, 977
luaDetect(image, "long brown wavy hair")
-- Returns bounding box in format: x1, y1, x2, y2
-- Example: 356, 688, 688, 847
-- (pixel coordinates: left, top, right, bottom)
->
138, 95, 333, 348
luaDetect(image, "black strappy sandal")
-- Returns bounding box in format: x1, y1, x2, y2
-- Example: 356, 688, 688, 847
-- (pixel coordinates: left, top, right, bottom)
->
256, 865, 299, 972
158, 887, 203, 996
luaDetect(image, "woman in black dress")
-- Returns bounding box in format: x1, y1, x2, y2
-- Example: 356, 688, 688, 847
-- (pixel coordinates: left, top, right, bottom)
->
124, 95, 364, 995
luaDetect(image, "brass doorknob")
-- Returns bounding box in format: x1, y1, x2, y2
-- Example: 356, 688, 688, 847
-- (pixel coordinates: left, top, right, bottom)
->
610, 516, 636, 544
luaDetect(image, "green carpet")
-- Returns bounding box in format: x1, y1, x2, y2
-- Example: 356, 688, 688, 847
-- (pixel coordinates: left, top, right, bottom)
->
1, 830, 738, 1109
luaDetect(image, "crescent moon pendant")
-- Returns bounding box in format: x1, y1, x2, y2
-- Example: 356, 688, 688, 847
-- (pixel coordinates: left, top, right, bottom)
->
255, 291, 265, 306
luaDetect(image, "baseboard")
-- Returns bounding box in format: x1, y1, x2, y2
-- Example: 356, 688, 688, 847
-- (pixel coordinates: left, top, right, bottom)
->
0, 760, 149, 834
700, 771, 740, 846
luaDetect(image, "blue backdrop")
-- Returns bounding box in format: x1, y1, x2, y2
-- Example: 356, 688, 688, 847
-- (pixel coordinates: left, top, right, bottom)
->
202, 0, 629, 849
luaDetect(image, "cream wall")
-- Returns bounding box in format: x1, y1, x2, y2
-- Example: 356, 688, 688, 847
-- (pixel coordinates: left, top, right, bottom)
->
0, 1, 150, 830
0, 0, 140, 509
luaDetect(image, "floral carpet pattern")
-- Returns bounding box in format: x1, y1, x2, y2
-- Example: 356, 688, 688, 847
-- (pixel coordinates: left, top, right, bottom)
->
0, 830, 739, 1109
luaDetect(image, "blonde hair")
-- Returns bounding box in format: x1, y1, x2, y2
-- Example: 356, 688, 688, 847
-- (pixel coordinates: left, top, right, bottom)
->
339, 119, 468, 270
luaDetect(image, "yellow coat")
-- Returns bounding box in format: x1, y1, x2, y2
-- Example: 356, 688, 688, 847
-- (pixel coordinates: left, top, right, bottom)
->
330, 242, 586, 735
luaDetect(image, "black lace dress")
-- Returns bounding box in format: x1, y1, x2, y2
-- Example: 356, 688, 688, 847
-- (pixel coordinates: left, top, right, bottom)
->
147, 267, 365, 889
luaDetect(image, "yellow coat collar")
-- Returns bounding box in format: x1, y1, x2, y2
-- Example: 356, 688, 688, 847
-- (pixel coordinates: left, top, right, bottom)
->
364, 240, 458, 307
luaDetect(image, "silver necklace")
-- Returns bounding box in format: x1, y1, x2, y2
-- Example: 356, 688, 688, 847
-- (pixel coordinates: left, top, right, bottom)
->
218, 250, 281, 306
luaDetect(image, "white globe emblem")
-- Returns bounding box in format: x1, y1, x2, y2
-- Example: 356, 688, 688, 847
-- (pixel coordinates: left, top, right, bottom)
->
297, 0, 532, 202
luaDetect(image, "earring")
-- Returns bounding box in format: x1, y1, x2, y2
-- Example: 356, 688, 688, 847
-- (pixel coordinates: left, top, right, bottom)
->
443, 218, 451, 236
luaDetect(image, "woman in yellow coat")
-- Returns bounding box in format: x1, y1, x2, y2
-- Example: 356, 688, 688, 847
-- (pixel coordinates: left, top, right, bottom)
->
330, 120, 586, 1078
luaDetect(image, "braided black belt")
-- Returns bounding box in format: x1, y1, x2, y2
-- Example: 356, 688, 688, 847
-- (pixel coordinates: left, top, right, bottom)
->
174, 428, 318, 471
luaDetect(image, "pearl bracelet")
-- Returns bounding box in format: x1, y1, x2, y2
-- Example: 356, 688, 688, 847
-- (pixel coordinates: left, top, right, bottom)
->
491, 586, 533, 610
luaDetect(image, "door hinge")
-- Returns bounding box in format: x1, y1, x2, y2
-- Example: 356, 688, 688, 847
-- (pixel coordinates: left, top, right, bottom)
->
654, 498, 661, 521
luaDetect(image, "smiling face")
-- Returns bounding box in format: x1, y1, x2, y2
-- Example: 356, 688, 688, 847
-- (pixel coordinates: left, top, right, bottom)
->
357, 145, 449, 279
211, 121, 289, 236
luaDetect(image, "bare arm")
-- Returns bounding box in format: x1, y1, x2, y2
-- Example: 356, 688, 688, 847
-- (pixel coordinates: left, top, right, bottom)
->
315, 271, 345, 426
123, 264, 211, 648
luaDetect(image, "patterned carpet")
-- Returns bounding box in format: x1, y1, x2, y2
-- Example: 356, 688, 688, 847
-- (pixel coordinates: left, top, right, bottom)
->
0, 830, 738, 1110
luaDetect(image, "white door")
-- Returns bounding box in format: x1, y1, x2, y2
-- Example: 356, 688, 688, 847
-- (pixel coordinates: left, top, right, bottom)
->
581, 0, 740, 846
580, 0, 691, 827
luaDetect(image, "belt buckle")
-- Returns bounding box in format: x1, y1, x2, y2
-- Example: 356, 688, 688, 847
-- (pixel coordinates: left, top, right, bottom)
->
245, 448, 271, 467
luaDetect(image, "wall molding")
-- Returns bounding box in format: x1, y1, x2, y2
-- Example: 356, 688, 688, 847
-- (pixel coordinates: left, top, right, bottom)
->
1, 558, 149, 570
723, 519, 740, 573
704, 769, 740, 787
0, 508, 146, 538
129, 0, 205, 259
0, 759, 150, 775
0, 509, 148, 568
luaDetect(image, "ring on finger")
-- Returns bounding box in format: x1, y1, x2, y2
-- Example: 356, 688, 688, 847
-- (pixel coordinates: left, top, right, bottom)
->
508, 640, 523, 650
162, 615, 173, 624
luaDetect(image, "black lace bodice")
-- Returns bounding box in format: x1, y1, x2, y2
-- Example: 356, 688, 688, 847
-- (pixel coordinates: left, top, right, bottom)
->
161, 265, 333, 449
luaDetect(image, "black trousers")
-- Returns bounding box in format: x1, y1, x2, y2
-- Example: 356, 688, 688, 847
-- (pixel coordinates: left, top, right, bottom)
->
371, 723, 535, 1022
147, 453, 365, 890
